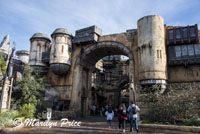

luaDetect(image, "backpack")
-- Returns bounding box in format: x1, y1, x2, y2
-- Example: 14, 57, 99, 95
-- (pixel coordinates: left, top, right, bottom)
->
132, 106, 137, 114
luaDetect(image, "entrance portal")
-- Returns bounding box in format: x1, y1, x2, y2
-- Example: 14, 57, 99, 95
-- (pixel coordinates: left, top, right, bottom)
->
72, 41, 135, 117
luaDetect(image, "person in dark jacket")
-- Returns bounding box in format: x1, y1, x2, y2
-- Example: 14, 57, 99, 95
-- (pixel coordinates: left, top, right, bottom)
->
118, 103, 128, 133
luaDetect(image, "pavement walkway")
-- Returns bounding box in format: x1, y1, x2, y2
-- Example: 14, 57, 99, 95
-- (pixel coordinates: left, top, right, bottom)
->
1, 116, 199, 134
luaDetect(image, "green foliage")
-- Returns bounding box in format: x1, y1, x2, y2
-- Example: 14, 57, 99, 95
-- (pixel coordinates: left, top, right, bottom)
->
0, 55, 6, 76
185, 114, 200, 126
19, 103, 35, 118
146, 89, 197, 124
12, 65, 46, 118
0, 110, 19, 128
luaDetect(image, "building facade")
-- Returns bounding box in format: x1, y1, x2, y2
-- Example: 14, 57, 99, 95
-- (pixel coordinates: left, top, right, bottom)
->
26, 15, 200, 117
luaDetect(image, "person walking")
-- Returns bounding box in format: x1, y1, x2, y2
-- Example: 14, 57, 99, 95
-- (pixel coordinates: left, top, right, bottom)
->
118, 103, 128, 133
128, 103, 140, 133
117, 105, 124, 131
105, 106, 114, 129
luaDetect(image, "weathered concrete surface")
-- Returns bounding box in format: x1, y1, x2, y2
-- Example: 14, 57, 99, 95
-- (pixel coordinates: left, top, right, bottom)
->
168, 65, 200, 82
50, 28, 72, 75
137, 15, 167, 81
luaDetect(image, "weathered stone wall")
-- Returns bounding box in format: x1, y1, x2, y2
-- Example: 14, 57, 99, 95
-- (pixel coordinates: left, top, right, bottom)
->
168, 65, 200, 82
136, 82, 200, 119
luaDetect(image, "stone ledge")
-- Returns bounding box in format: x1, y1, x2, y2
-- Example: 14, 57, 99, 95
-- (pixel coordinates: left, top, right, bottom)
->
140, 124, 200, 133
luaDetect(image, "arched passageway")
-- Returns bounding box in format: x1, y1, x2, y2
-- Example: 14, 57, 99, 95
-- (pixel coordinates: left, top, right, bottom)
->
71, 41, 135, 117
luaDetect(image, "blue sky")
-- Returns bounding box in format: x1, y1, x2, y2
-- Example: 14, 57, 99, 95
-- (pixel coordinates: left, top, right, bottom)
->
0, 0, 200, 51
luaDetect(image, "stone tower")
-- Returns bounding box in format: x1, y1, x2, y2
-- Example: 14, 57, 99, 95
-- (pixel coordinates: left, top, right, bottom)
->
29, 33, 51, 73
137, 15, 167, 89
50, 28, 72, 75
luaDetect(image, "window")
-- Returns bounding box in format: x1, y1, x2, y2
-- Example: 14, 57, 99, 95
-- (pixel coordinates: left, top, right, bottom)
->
169, 30, 173, 40
190, 27, 196, 38
175, 46, 181, 58
157, 50, 162, 59
166, 25, 198, 45
183, 28, 188, 39
188, 45, 194, 56
181, 45, 188, 57
194, 44, 200, 55
176, 29, 181, 39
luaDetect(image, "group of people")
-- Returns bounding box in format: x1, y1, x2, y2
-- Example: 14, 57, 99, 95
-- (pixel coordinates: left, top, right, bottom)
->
90, 104, 106, 116
105, 102, 140, 133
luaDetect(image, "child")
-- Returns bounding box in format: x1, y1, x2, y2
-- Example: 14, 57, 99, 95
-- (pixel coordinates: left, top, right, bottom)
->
105, 106, 114, 129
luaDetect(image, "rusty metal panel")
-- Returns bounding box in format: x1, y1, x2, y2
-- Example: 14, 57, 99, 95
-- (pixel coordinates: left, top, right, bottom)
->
73, 25, 102, 44
75, 25, 102, 37
166, 24, 199, 45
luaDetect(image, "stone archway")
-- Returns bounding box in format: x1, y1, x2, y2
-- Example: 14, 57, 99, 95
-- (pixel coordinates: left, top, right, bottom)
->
71, 41, 135, 117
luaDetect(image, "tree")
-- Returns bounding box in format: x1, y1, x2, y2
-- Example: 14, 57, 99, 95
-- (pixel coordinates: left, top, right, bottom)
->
12, 65, 46, 116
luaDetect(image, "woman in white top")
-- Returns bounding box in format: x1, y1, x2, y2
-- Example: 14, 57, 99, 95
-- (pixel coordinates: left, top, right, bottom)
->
105, 107, 114, 129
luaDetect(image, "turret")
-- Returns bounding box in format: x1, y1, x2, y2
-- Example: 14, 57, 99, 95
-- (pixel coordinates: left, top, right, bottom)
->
50, 28, 72, 75
137, 15, 167, 89
29, 33, 51, 73
16, 50, 29, 64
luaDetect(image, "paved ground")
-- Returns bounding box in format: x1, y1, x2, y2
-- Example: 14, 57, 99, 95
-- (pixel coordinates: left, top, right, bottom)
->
1, 116, 199, 134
